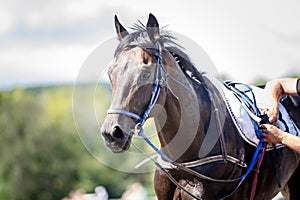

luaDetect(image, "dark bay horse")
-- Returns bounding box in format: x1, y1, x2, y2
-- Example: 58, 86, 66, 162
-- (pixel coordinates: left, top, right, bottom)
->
101, 14, 300, 199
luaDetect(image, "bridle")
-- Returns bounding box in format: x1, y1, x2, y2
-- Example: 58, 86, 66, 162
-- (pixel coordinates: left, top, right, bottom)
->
108, 42, 164, 127
106, 42, 265, 200
108, 42, 192, 127
107, 42, 178, 164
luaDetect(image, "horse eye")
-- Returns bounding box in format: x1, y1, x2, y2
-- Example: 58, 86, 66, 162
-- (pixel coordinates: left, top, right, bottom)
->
143, 57, 148, 64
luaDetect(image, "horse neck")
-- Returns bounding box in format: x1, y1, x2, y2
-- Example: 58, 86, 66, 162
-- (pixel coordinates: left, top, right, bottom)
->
154, 65, 212, 162
197, 76, 245, 159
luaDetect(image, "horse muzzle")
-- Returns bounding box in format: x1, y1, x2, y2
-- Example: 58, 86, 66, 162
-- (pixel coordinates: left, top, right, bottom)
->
101, 121, 132, 153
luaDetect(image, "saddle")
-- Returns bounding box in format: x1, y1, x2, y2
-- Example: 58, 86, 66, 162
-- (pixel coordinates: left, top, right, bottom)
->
224, 83, 300, 150
204, 76, 300, 151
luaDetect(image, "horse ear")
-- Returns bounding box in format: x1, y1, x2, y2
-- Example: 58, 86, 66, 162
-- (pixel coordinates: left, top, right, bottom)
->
146, 13, 160, 43
114, 15, 129, 41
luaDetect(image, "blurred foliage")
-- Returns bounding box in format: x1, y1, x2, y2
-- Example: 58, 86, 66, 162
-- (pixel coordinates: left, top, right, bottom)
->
0, 85, 154, 200
251, 77, 267, 87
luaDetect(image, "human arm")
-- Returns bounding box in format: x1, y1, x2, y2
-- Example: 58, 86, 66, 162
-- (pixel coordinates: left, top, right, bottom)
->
260, 124, 300, 154
264, 78, 299, 124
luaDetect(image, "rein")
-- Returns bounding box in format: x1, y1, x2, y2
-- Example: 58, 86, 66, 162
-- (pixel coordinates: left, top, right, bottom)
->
107, 42, 266, 199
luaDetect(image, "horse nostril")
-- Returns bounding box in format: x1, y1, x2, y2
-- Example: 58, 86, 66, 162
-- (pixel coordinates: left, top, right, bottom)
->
112, 126, 124, 141
102, 131, 113, 142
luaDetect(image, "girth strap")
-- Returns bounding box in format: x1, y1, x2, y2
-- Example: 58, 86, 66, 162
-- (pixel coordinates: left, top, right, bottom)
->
157, 154, 248, 169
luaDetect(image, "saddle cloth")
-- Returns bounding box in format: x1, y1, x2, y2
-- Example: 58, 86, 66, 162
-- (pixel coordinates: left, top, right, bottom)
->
203, 74, 300, 150
223, 84, 300, 150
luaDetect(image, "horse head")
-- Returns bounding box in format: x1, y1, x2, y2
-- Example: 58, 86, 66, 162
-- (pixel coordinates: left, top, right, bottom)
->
101, 14, 171, 153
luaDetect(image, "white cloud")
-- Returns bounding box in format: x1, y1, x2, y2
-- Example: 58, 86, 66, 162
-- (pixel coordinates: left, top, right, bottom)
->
22, 0, 92, 30
65, 0, 103, 19
0, 41, 92, 86
1, 0, 300, 89
0, 6, 14, 34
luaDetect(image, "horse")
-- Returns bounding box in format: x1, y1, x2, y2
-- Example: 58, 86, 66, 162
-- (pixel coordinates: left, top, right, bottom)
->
100, 13, 300, 199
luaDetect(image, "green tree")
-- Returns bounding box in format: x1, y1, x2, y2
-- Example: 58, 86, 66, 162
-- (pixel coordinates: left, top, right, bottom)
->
0, 86, 154, 200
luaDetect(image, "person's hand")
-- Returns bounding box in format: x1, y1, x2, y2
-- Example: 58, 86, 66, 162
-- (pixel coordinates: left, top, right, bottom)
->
264, 105, 279, 124
260, 124, 285, 144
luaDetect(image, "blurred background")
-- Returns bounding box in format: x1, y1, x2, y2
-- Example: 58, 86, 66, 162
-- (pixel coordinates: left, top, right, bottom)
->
1, 0, 299, 199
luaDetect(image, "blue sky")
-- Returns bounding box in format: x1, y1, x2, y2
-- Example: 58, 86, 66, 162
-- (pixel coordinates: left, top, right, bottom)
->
1, 0, 300, 89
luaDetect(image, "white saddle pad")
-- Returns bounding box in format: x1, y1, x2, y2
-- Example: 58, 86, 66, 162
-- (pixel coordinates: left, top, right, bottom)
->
224, 85, 300, 150
203, 74, 300, 150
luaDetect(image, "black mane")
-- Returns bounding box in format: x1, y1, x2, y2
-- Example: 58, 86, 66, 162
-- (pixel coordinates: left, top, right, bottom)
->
114, 22, 206, 85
